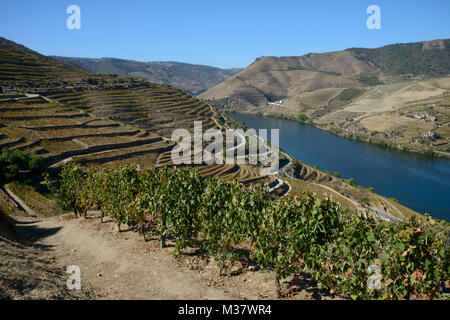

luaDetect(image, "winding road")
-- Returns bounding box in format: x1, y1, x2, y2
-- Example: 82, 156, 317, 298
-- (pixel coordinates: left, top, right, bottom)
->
212, 108, 292, 196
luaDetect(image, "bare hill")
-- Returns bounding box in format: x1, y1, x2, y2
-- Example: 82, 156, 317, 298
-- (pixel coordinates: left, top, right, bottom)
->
200, 39, 450, 112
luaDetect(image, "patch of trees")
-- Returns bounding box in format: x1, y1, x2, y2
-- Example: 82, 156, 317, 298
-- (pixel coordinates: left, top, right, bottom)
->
264, 92, 285, 103
297, 113, 308, 122
86, 78, 99, 85
344, 177, 357, 187
0, 148, 44, 182
356, 74, 384, 86
337, 88, 366, 101
322, 70, 342, 76
348, 43, 450, 77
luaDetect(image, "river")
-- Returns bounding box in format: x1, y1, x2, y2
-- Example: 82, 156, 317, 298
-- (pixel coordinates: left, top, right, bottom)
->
231, 113, 450, 221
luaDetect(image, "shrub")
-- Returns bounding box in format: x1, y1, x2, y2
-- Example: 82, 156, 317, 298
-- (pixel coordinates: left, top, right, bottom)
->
297, 113, 308, 122
0, 148, 44, 182
53, 163, 449, 299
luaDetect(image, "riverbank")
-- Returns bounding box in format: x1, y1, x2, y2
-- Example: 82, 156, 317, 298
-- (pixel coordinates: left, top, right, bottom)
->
229, 112, 450, 221
216, 110, 424, 222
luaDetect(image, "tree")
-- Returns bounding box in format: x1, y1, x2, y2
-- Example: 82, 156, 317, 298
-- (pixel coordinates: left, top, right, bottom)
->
0, 148, 44, 182
297, 113, 308, 122
28, 153, 44, 172
87, 78, 98, 85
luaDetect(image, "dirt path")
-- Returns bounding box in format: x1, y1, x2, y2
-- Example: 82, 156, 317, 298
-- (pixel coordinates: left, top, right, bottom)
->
14, 214, 234, 300
373, 194, 405, 221
311, 182, 362, 211
3, 185, 37, 217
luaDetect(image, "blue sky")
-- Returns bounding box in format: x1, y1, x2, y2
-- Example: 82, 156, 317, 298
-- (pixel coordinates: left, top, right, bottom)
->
1, 0, 449, 69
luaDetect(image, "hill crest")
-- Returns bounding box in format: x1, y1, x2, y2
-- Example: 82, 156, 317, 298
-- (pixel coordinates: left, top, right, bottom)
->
52, 56, 242, 95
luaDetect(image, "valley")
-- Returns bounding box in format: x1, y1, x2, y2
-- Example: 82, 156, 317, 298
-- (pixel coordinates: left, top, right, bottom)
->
201, 39, 450, 157
0, 35, 448, 301
231, 112, 449, 220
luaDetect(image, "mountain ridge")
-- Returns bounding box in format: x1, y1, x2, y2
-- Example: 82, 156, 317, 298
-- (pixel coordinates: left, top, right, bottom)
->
200, 38, 449, 105
52, 56, 242, 95
200, 38, 450, 157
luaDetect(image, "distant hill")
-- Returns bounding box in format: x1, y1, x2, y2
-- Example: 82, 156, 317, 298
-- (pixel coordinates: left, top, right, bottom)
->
0, 37, 169, 94
200, 39, 450, 110
52, 57, 242, 95
200, 39, 450, 158
348, 39, 450, 77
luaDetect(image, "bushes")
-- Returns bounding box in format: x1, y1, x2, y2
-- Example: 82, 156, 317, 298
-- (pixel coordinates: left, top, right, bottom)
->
336, 88, 366, 101
251, 195, 341, 295
379, 220, 448, 299
356, 75, 384, 86
141, 166, 206, 250
345, 177, 357, 187
297, 113, 308, 122
0, 148, 44, 182
52, 161, 84, 216
53, 162, 449, 299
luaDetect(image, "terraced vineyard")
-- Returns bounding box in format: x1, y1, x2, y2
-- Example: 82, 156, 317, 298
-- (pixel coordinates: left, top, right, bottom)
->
0, 96, 167, 168
291, 160, 341, 184
0, 37, 276, 194
44, 84, 220, 138
3, 36, 396, 212
0, 79, 417, 221
156, 147, 269, 185
0, 86, 273, 191
0, 42, 89, 83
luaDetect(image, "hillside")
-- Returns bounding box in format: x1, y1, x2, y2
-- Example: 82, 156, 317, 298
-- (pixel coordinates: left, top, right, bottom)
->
1, 37, 437, 218
201, 39, 449, 103
201, 39, 450, 155
0, 37, 429, 220
348, 39, 450, 77
0, 37, 448, 301
52, 57, 241, 95
0, 37, 93, 84
0, 37, 130, 94
0, 38, 269, 209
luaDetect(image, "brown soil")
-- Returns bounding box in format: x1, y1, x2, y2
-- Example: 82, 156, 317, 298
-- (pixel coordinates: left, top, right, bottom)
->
0, 212, 97, 300
3, 211, 340, 300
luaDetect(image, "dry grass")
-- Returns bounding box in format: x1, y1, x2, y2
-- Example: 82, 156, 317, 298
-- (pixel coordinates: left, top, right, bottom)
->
6, 182, 61, 217
360, 115, 430, 132
39, 140, 84, 154
287, 178, 359, 212
0, 213, 97, 300
0, 189, 19, 216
